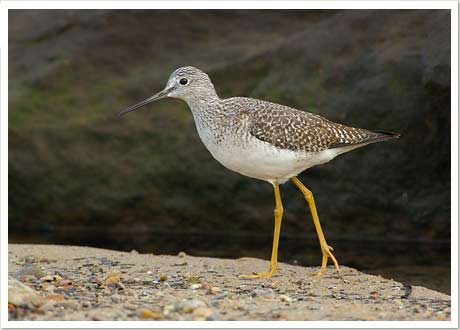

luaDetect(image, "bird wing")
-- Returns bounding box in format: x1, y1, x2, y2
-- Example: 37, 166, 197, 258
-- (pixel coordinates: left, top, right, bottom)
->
231, 98, 375, 152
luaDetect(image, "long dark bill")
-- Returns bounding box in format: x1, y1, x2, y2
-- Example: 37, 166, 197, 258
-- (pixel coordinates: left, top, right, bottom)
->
118, 87, 171, 117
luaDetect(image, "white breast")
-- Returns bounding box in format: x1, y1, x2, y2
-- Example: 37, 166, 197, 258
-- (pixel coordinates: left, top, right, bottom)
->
200, 133, 340, 183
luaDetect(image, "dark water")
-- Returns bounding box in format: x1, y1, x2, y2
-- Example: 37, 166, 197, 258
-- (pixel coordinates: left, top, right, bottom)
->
9, 230, 451, 295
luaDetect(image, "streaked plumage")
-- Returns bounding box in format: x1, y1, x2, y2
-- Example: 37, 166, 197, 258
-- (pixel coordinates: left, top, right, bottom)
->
120, 66, 399, 278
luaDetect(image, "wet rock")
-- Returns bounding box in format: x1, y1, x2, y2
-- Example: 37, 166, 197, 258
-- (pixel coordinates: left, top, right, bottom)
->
8, 276, 44, 308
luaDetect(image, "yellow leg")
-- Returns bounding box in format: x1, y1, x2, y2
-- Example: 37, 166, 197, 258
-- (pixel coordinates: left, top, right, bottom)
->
291, 176, 340, 276
240, 181, 284, 279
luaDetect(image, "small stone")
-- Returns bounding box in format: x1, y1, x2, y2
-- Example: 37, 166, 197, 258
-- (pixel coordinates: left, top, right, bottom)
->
45, 294, 65, 302
133, 278, 140, 283
163, 304, 176, 315
279, 294, 292, 303
192, 307, 213, 320
58, 279, 73, 288
139, 308, 162, 320
8, 276, 44, 308
201, 283, 213, 290
187, 275, 201, 284
159, 275, 168, 282
22, 275, 37, 282
177, 299, 207, 313
40, 275, 54, 283
251, 288, 275, 299
82, 301, 90, 308
24, 256, 39, 264
190, 284, 201, 290
8, 303, 15, 313
40, 274, 63, 284
60, 300, 78, 309
124, 303, 136, 310
178, 251, 187, 258
207, 286, 222, 295
14, 265, 46, 279
104, 272, 120, 285
130, 249, 139, 254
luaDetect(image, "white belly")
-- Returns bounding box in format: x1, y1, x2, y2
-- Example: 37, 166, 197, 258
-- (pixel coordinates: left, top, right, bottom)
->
202, 135, 340, 184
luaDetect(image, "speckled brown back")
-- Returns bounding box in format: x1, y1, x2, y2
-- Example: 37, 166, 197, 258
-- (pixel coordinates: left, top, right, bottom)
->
224, 97, 394, 152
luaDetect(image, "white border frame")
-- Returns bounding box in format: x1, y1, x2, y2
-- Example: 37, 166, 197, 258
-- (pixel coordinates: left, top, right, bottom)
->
1, 1, 458, 329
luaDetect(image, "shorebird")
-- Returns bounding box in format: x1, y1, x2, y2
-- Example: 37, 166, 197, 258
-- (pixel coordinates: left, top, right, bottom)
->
119, 66, 399, 278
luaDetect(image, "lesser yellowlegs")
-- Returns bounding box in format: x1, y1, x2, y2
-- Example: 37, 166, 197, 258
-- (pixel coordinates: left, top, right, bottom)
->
119, 66, 399, 278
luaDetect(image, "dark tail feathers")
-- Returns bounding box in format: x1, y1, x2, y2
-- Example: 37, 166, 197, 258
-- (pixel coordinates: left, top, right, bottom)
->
366, 130, 400, 144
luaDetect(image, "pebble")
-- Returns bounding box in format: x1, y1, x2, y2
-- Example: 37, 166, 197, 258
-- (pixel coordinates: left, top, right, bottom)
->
187, 275, 201, 284
8, 276, 44, 308
13, 265, 46, 279
59, 280, 73, 288
40, 274, 63, 283
178, 252, 187, 258
22, 275, 37, 282
104, 272, 120, 285
192, 307, 213, 320
163, 304, 176, 315
279, 294, 293, 303
24, 256, 40, 264
45, 294, 65, 302
177, 299, 207, 313
159, 275, 168, 282
190, 284, 201, 290
210, 286, 221, 293
139, 308, 162, 320
251, 288, 275, 299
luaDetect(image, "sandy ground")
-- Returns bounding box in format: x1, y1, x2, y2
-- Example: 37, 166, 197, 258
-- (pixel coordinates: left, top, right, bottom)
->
8, 244, 451, 321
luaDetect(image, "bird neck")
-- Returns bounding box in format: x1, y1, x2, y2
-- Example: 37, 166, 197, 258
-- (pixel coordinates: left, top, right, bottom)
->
185, 94, 226, 132
184, 90, 222, 114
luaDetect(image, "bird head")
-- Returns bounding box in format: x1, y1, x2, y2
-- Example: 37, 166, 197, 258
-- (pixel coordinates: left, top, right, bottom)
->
119, 66, 217, 116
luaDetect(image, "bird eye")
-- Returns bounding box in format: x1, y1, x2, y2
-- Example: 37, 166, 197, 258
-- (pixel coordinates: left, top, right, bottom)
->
179, 78, 188, 85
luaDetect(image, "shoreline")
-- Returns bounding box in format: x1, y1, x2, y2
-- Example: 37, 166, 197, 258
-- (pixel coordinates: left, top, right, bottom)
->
8, 244, 451, 321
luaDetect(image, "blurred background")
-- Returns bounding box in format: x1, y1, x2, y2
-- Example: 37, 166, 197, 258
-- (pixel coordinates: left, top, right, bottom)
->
8, 10, 451, 294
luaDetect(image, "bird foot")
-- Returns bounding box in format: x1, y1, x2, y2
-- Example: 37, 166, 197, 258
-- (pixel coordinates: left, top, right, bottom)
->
315, 244, 340, 276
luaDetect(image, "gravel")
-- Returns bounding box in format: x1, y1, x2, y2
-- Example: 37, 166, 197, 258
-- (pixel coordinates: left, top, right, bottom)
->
8, 244, 451, 321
